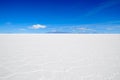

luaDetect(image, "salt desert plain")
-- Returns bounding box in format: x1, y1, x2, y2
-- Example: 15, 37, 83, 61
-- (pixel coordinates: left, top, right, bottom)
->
0, 34, 120, 80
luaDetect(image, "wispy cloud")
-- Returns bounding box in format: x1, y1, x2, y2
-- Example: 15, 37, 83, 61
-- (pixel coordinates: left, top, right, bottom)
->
5, 22, 12, 25
106, 27, 113, 30
106, 20, 120, 24
70, 23, 120, 33
2, 22, 119, 33
29, 24, 47, 29
106, 25, 120, 31
19, 28, 26, 31
85, 0, 120, 16
75, 27, 97, 33
46, 27, 70, 33
77, 27, 94, 31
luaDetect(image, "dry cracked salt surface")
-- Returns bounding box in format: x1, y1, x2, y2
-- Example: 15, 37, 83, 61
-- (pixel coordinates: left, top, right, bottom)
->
0, 34, 120, 80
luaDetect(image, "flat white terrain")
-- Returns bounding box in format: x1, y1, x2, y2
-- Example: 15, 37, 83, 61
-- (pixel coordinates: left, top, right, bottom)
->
0, 34, 120, 80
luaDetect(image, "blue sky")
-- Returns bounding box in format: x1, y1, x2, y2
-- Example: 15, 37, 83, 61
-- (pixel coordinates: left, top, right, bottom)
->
0, 0, 120, 33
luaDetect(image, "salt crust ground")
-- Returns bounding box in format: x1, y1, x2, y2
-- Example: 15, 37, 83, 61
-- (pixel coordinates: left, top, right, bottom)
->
0, 34, 120, 80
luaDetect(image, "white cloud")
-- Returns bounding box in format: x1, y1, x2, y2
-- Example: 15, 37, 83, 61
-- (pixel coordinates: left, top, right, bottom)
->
29, 24, 47, 29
